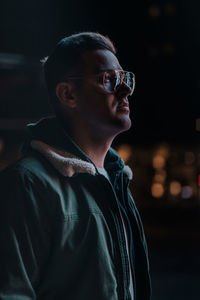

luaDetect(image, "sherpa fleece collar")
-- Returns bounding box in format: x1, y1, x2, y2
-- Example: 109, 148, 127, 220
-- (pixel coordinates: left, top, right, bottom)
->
31, 140, 133, 179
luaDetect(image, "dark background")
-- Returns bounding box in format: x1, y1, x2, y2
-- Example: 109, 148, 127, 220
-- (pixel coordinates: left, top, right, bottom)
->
0, 1, 200, 299
0, 0, 199, 143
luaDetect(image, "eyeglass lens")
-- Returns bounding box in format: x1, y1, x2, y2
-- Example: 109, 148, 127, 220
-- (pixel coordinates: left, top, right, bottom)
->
103, 70, 135, 95
116, 71, 135, 95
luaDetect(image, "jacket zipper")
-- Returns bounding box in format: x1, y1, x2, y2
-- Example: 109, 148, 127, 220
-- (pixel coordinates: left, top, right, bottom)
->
126, 188, 152, 299
122, 179, 137, 300
98, 174, 133, 300
119, 184, 137, 300
112, 212, 131, 300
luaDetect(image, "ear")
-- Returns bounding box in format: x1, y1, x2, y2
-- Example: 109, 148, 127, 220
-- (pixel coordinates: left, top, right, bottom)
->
56, 82, 77, 109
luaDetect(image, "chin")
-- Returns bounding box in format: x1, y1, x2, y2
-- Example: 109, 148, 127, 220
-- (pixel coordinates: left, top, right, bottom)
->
115, 115, 132, 133
122, 119, 132, 131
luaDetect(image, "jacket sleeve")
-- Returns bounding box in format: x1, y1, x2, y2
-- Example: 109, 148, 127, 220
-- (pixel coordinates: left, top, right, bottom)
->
0, 167, 51, 300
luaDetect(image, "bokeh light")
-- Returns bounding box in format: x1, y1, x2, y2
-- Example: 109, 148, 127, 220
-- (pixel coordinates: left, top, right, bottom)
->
151, 183, 164, 198
169, 181, 181, 196
152, 155, 166, 169
117, 144, 132, 163
181, 186, 193, 199
154, 169, 167, 183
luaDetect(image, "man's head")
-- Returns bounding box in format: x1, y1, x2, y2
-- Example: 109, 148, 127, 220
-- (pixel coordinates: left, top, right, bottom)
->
43, 32, 135, 138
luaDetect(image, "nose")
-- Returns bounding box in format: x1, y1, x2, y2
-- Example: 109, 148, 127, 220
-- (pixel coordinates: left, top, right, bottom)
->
115, 81, 133, 97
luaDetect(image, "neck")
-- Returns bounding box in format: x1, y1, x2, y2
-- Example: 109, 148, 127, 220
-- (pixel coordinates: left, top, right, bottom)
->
60, 118, 115, 168
72, 129, 113, 168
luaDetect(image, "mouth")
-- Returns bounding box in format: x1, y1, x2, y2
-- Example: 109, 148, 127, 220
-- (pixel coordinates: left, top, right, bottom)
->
116, 98, 130, 113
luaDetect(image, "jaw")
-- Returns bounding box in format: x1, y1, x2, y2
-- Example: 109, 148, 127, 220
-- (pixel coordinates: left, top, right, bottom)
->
114, 114, 132, 133
99, 113, 132, 139
70, 102, 132, 142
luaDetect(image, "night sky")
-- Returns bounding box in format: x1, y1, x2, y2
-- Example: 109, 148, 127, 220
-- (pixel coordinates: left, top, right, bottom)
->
0, 0, 199, 144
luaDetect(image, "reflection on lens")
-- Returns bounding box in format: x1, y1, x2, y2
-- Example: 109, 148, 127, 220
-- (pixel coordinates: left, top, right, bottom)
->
103, 70, 135, 95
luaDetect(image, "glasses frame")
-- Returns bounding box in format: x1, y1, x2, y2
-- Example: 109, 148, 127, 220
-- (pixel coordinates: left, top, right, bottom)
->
65, 69, 135, 95
103, 70, 135, 95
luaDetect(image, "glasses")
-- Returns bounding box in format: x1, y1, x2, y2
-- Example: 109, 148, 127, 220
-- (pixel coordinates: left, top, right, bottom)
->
66, 70, 135, 95
103, 70, 135, 95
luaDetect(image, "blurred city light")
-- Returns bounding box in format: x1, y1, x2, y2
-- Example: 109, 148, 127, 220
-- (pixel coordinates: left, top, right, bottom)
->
151, 183, 164, 198
157, 144, 170, 159
117, 144, 132, 163
152, 155, 166, 169
181, 186, 193, 199
152, 144, 170, 169
154, 169, 167, 183
169, 181, 181, 196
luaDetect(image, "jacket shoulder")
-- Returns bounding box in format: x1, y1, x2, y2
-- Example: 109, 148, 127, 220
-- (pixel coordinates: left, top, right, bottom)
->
0, 150, 61, 184
0, 151, 63, 223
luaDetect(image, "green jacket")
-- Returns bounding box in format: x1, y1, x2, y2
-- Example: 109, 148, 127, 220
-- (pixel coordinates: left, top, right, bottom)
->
0, 117, 151, 300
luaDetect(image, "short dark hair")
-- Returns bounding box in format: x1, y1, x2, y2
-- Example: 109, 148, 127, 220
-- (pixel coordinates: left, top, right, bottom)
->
42, 32, 116, 114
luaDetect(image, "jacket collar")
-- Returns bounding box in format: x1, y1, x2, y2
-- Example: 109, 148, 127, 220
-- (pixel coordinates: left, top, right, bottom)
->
27, 117, 133, 180
31, 140, 96, 177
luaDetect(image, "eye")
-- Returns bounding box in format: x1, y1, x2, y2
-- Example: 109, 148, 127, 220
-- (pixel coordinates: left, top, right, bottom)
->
104, 71, 117, 82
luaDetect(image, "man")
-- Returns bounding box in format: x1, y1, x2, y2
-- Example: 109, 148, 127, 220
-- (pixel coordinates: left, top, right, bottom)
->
0, 32, 151, 300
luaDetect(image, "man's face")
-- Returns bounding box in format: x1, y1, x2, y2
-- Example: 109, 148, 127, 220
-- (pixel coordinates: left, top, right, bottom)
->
73, 49, 133, 137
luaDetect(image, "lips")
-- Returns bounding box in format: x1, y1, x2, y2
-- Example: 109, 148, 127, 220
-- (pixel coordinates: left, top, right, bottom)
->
117, 99, 130, 113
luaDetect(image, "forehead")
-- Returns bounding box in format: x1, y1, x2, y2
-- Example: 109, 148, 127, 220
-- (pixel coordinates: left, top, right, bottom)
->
81, 49, 122, 74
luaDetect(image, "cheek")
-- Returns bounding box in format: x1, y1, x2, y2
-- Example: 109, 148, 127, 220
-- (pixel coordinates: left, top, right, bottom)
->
91, 95, 116, 116
78, 86, 116, 114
